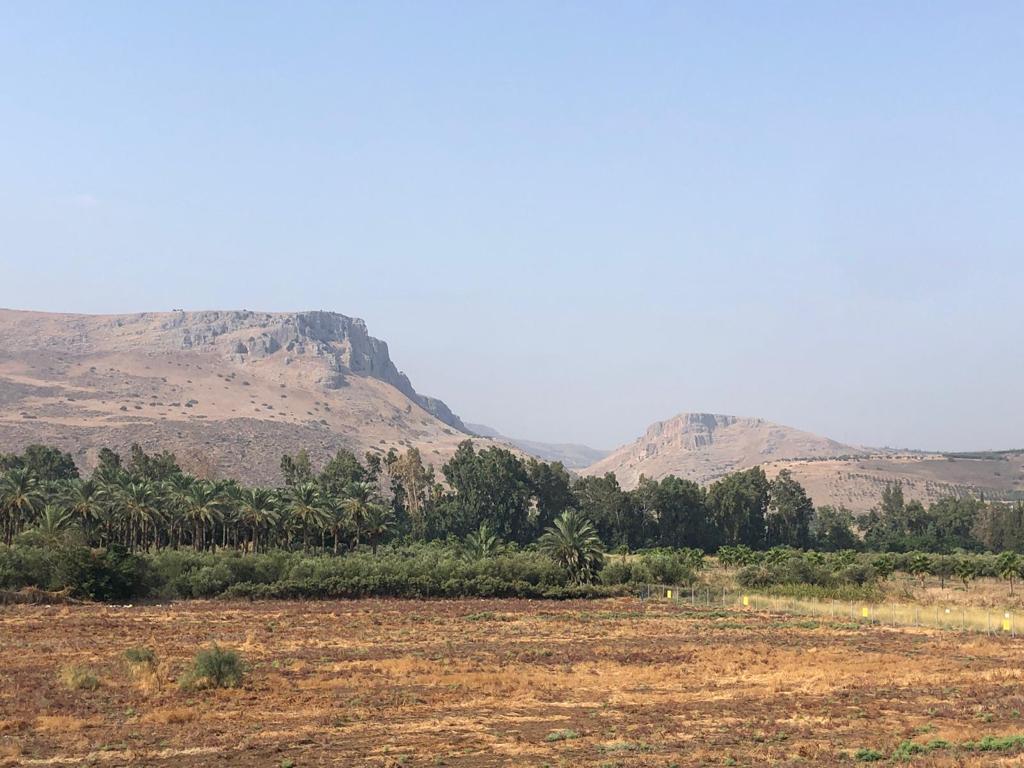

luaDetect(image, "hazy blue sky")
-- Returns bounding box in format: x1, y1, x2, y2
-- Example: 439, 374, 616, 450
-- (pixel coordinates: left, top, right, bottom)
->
2, 2, 1022, 451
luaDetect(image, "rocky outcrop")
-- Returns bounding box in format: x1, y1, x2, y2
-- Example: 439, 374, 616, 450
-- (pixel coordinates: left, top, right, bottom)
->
584, 412, 868, 488
107, 309, 468, 432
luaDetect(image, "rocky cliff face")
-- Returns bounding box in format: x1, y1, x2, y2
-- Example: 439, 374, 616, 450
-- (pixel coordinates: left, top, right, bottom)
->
171, 310, 468, 431
0, 309, 467, 432
0, 308, 474, 482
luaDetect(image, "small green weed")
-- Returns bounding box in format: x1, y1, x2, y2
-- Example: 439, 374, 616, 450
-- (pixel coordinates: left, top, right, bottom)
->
853, 747, 884, 761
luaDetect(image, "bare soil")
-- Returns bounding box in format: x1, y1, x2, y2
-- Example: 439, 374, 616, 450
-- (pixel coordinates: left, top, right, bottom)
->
3, 598, 1024, 766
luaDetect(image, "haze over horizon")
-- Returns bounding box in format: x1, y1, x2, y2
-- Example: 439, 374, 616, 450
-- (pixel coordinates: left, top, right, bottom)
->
2, 3, 1022, 453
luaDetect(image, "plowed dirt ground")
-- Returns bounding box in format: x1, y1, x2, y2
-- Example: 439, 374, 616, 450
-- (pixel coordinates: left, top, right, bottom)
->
3, 598, 1024, 766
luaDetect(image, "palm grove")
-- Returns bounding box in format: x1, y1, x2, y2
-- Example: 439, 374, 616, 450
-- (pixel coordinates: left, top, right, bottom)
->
2, 441, 1023, 600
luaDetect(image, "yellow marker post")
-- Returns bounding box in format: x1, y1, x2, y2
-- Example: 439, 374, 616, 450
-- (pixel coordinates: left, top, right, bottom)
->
666, 589, 672, 600
742, 595, 749, 607
1003, 612, 1012, 633
861, 606, 870, 619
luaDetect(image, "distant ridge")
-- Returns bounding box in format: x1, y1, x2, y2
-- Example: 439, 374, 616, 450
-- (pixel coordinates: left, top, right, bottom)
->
464, 422, 609, 469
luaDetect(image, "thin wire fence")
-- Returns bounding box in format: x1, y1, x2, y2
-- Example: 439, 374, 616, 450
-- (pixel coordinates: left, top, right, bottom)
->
641, 584, 1019, 637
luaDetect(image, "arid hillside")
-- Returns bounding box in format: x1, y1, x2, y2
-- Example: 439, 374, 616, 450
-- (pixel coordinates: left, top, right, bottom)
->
766, 451, 1024, 513
585, 412, 1024, 512
585, 412, 868, 487
0, 308, 492, 482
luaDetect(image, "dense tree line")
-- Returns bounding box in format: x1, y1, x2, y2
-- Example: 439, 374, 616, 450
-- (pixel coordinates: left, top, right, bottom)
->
5, 440, 1024, 601
2, 441, 1023, 560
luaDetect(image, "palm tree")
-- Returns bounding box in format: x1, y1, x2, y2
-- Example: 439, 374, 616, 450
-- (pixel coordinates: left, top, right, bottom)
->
237, 488, 279, 554
180, 482, 224, 551
287, 481, 325, 553
360, 503, 395, 555
537, 510, 605, 585
62, 479, 105, 544
32, 504, 74, 545
163, 474, 196, 547
215, 480, 243, 549
0, 468, 44, 545
463, 521, 504, 561
316, 490, 351, 554
118, 481, 163, 551
341, 481, 379, 549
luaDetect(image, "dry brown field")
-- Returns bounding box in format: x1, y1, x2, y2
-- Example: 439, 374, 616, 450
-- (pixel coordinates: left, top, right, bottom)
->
3, 598, 1024, 767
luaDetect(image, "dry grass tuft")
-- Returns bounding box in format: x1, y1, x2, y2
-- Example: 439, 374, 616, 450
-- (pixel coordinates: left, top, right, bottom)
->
59, 665, 100, 691
141, 707, 197, 725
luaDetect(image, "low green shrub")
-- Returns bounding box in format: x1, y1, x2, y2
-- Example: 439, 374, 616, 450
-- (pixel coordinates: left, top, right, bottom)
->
179, 645, 245, 690
124, 647, 156, 664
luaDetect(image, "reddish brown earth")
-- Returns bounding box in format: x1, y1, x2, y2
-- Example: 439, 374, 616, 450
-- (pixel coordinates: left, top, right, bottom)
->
3, 598, 1024, 766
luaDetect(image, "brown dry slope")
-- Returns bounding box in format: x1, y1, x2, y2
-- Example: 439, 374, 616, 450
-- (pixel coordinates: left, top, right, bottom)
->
585, 412, 1024, 512
585, 412, 868, 487
0, 308, 493, 482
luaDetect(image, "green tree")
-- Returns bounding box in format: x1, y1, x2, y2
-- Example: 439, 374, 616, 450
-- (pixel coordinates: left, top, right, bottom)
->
2, 444, 80, 481
463, 521, 505, 561
441, 442, 532, 543
766, 470, 813, 548
706, 467, 770, 548
128, 444, 182, 482
0, 467, 44, 544
808, 505, 859, 551
318, 449, 366, 497
180, 482, 224, 551
280, 449, 314, 487
537, 510, 605, 585
62, 479, 105, 543
287, 481, 325, 552
237, 488, 279, 554
391, 448, 435, 540
996, 551, 1022, 596
573, 473, 638, 550
359, 503, 395, 555
526, 459, 576, 539
116, 480, 163, 551
647, 475, 708, 550
908, 552, 933, 588
954, 556, 978, 591
29, 503, 74, 545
